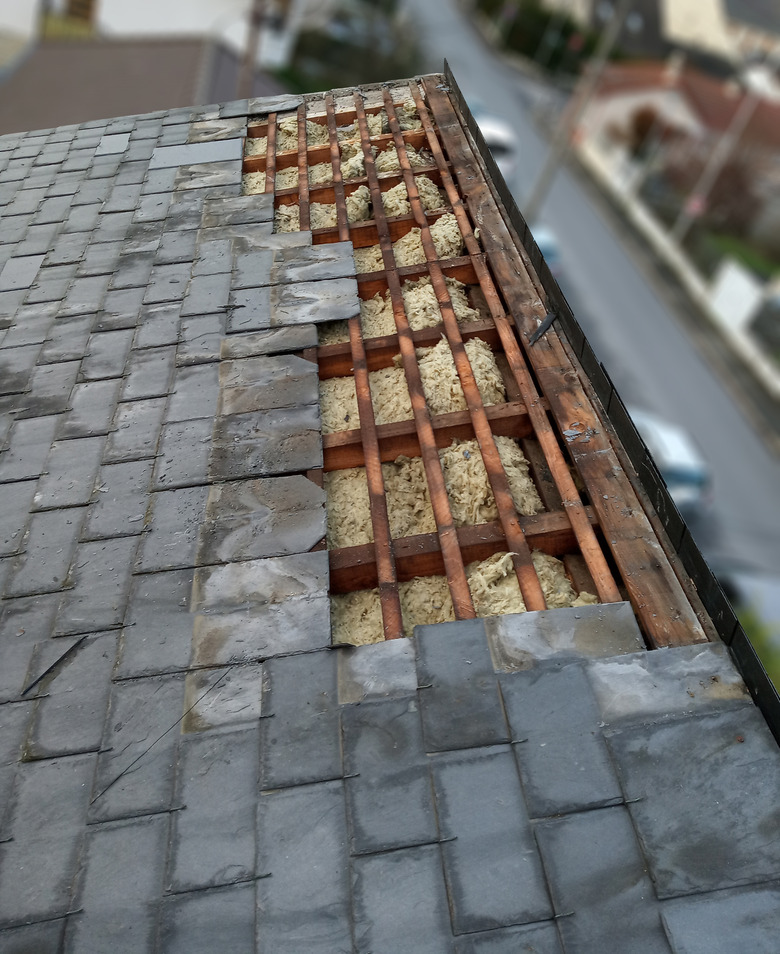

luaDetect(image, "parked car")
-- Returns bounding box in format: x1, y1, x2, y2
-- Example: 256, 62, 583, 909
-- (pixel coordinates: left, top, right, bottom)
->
628, 407, 712, 519
531, 224, 562, 278
471, 106, 519, 191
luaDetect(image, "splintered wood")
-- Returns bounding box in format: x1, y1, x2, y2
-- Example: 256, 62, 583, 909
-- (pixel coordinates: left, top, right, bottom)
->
243, 79, 707, 650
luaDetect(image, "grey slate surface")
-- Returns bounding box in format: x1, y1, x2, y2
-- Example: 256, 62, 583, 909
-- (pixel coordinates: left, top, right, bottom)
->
0, 85, 779, 954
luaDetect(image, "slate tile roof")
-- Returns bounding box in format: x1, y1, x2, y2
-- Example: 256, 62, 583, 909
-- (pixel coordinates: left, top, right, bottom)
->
0, 77, 779, 952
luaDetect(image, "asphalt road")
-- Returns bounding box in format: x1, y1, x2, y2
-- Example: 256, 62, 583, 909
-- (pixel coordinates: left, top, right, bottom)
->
405, 0, 780, 587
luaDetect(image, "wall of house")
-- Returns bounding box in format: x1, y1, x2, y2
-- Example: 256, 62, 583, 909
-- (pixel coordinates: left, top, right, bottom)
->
582, 88, 703, 144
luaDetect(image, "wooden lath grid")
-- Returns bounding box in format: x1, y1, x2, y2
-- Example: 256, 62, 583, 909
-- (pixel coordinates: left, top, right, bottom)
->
243, 79, 708, 650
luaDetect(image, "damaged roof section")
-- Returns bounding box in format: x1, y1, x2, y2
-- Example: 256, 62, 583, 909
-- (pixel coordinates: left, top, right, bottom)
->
0, 75, 778, 951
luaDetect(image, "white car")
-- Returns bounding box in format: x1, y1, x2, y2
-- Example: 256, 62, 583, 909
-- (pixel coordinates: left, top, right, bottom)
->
629, 407, 711, 518
471, 110, 518, 191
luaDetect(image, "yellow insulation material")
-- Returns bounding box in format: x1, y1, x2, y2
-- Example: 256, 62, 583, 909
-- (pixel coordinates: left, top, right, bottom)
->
320, 365, 412, 432
274, 167, 299, 190
395, 100, 423, 131
325, 468, 373, 549
360, 291, 395, 338
370, 366, 412, 425
382, 456, 436, 539
467, 551, 598, 617
310, 185, 372, 230
353, 245, 385, 273
273, 204, 300, 233
320, 376, 359, 434
245, 136, 267, 157
416, 175, 445, 211
242, 171, 265, 195
276, 116, 329, 152
331, 575, 454, 645
414, 337, 505, 417
401, 276, 480, 329
308, 162, 332, 185
381, 182, 411, 218
337, 112, 387, 140
375, 143, 428, 174
439, 437, 543, 527
318, 320, 349, 346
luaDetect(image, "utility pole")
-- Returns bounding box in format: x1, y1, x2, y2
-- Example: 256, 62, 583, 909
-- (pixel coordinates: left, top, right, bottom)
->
523, 0, 631, 224
670, 85, 760, 245
238, 0, 265, 100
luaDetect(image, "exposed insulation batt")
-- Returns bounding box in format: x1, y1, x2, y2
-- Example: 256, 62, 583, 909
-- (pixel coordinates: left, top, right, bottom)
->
393, 213, 464, 267
331, 574, 455, 645
381, 182, 410, 218
370, 366, 412, 425
337, 111, 386, 140
360, 291, 395, 338
275, 167, 299, 189
340, 140, 366, 180
414, 337, 505, 417
318, 320, 350, 346
310, 202, 337, 230
467, 551, 598, 617
353, 245, 384, 273
402, 276, 480, 329
245, 136, 267, 156
308, 162, 332, 185
396, 100, 423, 131
242, 171, 265, 194
375, 143, 428, 174
416, 175, 446, 211
331, 589, 383, 645
324, 468, 372, 549
320, 376, 359, 433
276, 116, 329, 152
274, 204, 300, 233
439, 437, 543, 526
310, 185, 372, 229
382, 456, 436, 538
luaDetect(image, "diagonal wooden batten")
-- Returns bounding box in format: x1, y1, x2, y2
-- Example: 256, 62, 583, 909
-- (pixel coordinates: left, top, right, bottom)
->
323, 93, 404, 639
297, 104, 310, 231
265, 112, 277, 193
422, 78, 707, 647
353, 90, 476, 621
414, 78, 623, 608
383, 90, 548, 613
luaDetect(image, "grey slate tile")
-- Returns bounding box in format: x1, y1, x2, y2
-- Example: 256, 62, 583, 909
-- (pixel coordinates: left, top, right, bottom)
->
218, 354, 318, 414
661, 884, 780, 954
45, 229, 90, 265
14, 359, 79, 419
242, 276, 361, 329
0, 253, 46, 290
153, 417, 213, 489
202, 194, 273, 229
83, 458, 154, 540
119, 344, 175, 401
0, 342, 38, 395
180, 271, 231, 316
338, 639, 418, 704
76, 240, 122, 277
173, 160, 241, 192
108, 249, 155, 289
227, 283, 271, 332
343, 697, 438, 855
136, 485, 209, 572
25, 632, 119, 758
454, 923, 564, 954
485, 601, 645, 671
182, 663, 263, 732
54, 535, 139, 636
189, 118, 246, 142
210, 404, 322, 480
90, 673, 185, 821
0, 479, 37, 556
58, 378, 120, 439
192, 550, 328, 609
0, 416, 59, 483
131, 191, 171, 224
104, 396, 166, 462
196, 474, 325, 564
60, 201, 101, 233
92, 209, 133, 243
14, 222, 60, 257
5, 507, 84, 597
500, 662, 623, 817
256, 780, 352, 954
588, 643, 750, 725
607, 706, 780, 899
352, 844, 453, 954
0, 699, 34, 831
270, 241, 356, 284
95, 132, 130, 155
168, 727, 259, 891
260, 650, 341, 789
192, 236, 232, 275
32, 436, 104, 509
159, 883, 256, 954
192, 592, 331, 665
143, 261, 191, 304
135, 301, 182, 349
0, 753, 96, 927
534, 806, 671, 954
149, 139, 242, 168
1, 305, 56, 348
101, 182, 143, 213
155, 228, 197, 265
432, 745, 552, 933
58, 273, 111, 317
38, 314, 93, 364
165, 363, 219, 422
118, 568, 195, 678
141, 167, 178, 196
34, 194, 73, 225
0, 919, 65, 953
177, 313, 224, 365
81, 328, 134, 380
219, 324, 318, 358
0, 594, 60, 701
63, 815, 168, 954
98, 284, 147, 328
416, 618, 509, 752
